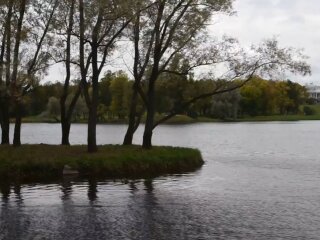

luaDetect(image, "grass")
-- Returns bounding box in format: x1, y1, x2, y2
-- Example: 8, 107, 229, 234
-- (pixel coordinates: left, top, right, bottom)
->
237, 105, 320, 122
21, 116, 59, 123
0, 145, 204, 182
237, 114, 320, 122
154, 114, 196, 124
22, 114, 196, 124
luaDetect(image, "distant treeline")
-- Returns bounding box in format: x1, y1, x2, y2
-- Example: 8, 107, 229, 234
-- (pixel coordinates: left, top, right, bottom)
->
21, 73, 309, 121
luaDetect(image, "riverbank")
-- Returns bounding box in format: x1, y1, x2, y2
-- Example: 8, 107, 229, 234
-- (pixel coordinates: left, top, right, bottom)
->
0, 145, 203, 182
21, 114, 199, 124
21, 104, 320, 124
234, 115, 320, 122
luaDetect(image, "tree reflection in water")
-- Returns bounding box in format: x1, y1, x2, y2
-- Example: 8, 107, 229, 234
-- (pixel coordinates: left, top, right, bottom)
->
0, 181, 11, 203
88, 178, 98, 202
60, 177, 73, 201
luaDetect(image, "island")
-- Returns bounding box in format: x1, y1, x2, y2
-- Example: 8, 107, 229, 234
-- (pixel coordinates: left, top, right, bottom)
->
0, 145, 203, 182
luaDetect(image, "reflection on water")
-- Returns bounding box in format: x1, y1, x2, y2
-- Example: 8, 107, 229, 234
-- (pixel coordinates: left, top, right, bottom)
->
0, 182, 10, 203
0, 178, 160, 240
1, 122, 320, 239
87, 179, 98, 202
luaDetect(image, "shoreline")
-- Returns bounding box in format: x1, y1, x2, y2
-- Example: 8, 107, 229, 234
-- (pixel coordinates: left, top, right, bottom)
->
19, 115, 320, 124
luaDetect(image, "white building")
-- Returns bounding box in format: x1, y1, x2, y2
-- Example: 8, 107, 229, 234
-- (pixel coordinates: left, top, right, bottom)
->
306, 85, 320, 101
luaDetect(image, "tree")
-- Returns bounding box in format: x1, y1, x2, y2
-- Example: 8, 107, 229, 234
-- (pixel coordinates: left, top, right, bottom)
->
11, 0, 27, 146
47, 96, 60, 119
56, 0, 82, 145
208, 86, 240, 120
155, 55, 191, 114
109, 71, 131, 119
78, 0, 132, 152
0, 0, 14, 145
239, 78, 308, 117
274, 81, 292, 115
15, 0, 58, 146
0, 0, 58, 146
154, 39, 310, 131
286, 80, 308, 114
99, 72, 113, 112
123, 1, 151, 145
123, 0, 233, 148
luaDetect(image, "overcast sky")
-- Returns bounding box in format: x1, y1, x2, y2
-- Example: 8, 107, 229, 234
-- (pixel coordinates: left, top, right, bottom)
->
45, 0, 320, 85
211, 0, 320, 84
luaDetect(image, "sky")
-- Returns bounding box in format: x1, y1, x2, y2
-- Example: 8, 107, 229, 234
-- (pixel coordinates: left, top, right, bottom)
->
45, 0, 320, 85
211, 0, 320, 84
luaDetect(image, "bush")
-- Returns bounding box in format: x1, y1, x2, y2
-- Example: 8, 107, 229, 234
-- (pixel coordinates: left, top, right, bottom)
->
303, 106, 316, 116
306, 98, 317, 105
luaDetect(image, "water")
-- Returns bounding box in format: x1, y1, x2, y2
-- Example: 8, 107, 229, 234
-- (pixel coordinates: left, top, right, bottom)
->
1, 122, 320, 240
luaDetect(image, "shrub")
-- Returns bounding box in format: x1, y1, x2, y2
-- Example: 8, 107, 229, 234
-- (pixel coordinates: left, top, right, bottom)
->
303, 106, 316, 116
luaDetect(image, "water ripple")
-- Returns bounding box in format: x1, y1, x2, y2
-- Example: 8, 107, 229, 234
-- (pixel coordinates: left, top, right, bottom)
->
1, 122, 320, 239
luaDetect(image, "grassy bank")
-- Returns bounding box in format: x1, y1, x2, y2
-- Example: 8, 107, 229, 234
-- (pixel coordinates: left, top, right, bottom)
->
22, 114, 197, 124
236, 115, 320, 122
0, 145, 203, 182
21, 104, 320, 124
236, 105, 320, 122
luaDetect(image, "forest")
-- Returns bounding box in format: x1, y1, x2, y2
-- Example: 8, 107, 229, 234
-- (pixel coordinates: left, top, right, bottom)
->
25, 74, 310, 122
0, 0, 311, 152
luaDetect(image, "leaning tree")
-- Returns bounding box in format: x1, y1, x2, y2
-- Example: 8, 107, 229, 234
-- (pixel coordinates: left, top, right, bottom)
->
123, 0, 310, 148
153, 38, 311, 128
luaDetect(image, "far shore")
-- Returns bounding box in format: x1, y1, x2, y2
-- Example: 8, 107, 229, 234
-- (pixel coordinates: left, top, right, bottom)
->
19, 113, 320, 125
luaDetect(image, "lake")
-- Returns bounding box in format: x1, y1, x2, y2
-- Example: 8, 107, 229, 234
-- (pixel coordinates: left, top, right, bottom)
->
1, 122, 320, 240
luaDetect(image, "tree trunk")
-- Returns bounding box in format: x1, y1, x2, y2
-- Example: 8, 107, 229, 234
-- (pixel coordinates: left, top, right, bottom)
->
142, 82, 155, 149
61, 120, 71, 146
87, 104, 97, 153
87, 73, 99, 153
60, 88, 81, 146
0, 103, 2, 129
1, 100, 10, 145
13, 103, 22, 147
60, 0, 75, 146
0, 18, 6, 140
123, 124, 135, 146
60, 94, 69, 145
123, 87, 139, 145
87, 6, 102, 153
2, 0, 14, 145
143, 113, 153, 149
1, 123, 10, 144
124, 12, 143, 146
11, 0, 26, 148
0, 98, 3, 141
